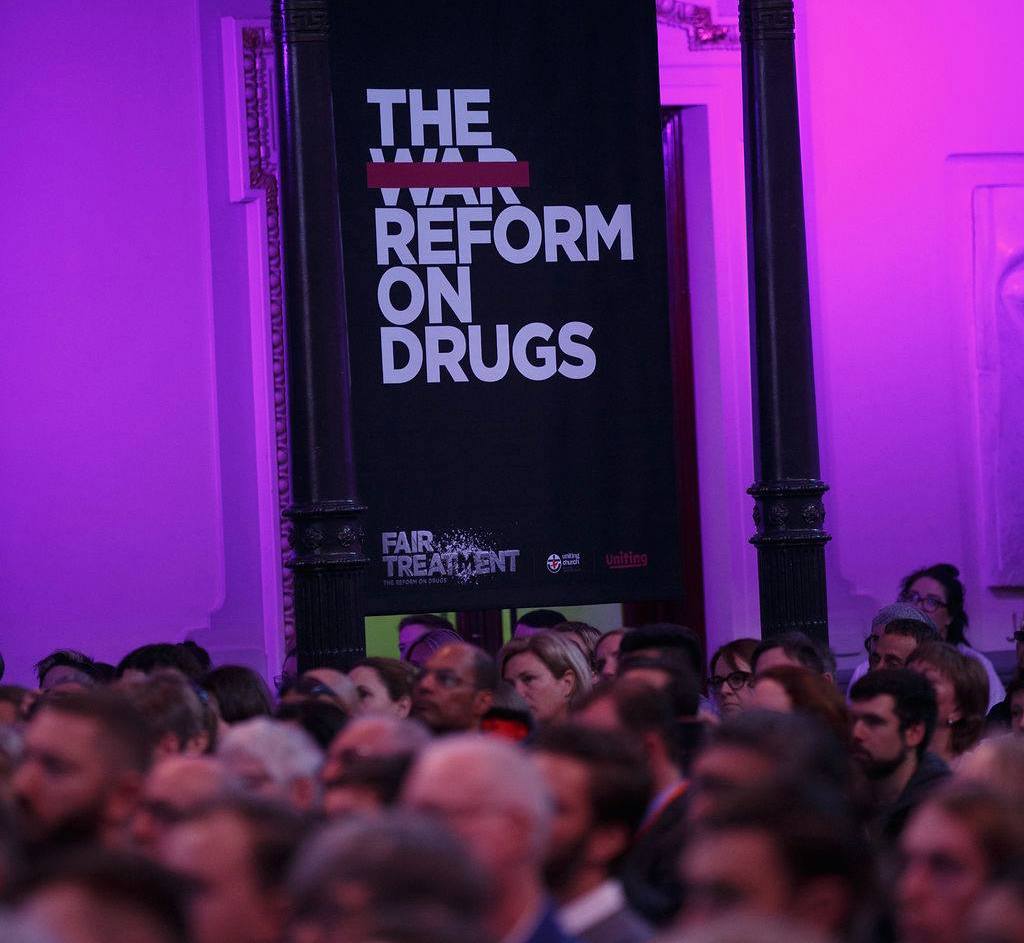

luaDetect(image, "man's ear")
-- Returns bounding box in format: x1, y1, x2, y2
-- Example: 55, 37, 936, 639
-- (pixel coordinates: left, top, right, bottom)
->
473, 689, 495, 719
904, 719, 927, 750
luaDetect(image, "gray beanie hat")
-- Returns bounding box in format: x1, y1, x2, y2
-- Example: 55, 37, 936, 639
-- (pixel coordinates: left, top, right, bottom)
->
870, 602, 936, 631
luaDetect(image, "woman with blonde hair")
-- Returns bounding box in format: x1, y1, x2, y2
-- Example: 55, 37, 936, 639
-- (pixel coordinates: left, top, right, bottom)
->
499, 631, 592, 725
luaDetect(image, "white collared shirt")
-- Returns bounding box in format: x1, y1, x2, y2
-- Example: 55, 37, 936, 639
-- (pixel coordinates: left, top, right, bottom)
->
558, 879, 627, 936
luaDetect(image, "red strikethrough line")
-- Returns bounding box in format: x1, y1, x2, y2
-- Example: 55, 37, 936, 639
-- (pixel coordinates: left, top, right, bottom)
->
366, 161, 530, 189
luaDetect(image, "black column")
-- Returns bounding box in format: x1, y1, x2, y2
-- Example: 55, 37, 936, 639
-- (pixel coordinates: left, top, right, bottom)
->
273, 0, 368, 671
739, 0, 830, 643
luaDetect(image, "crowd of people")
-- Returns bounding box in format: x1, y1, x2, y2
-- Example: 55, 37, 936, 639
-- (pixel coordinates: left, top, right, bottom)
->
1, 562, 1024, 943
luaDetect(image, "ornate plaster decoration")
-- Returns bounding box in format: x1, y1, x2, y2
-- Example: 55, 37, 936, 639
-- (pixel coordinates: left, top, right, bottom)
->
242, 26, 296, 646
655, 0, 741, 51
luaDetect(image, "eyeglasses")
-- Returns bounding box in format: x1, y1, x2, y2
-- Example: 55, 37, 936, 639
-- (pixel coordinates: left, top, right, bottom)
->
899, 591, 948, 614
415, 667, 470, 689
709, 670, 752, 692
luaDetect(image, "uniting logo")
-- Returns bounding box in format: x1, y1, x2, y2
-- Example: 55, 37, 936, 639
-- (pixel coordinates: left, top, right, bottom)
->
545, 551, 582, 574
604, 551, 648, 570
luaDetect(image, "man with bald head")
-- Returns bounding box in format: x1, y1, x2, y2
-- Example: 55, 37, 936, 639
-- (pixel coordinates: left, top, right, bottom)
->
403, 734, 577, 943
132, 755, 238, 855
411, 643, 498, 734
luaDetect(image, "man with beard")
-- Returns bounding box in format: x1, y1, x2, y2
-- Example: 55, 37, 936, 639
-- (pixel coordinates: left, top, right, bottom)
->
848, 668, 949, 844
12, 690, 153, 852
410, 643, 497, 734
531, 724, 654, 943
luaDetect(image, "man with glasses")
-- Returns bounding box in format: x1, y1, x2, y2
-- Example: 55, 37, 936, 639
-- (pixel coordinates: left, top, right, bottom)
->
847, 603, 937, 690
873, 619, 941, 672
411, 643, 498, 734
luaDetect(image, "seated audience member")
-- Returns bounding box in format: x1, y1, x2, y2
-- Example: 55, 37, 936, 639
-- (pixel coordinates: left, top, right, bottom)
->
594, 629, 626, 682
618, 624, 704, 686
275, 699, 348, 750
202, 665, 273, 725
617, 650, 704, 770
898, 784, 1024, 943
552, 621, 602, 666
513, 608, 568, 640
293, 668, 359, 714
13, 690, 153, 852
679, 781, 874, 941
132, 755, 238, 855
750, 631, 833, 684
686, 710, 854, 825
406, 627, 467, 668
411, 643, 498, 734
847, 603, 938, 687
288, 811, 490, 943
322, 753, 414, 819
348, 657, 415, 717
956, 733, 1024, 805
118, 669, 209, 758
871, 618, 941, 672
217, 717, 322, 812
34, 650, 101, 691
160, 796, 308, 943
403, 735, 575, 943
531, 723, 654, 943
658, 915, 831, 943
848, 668, 948, 845
116, 643, 205, 682
707, 638, 759, 718
397, 613, 458, 660
501, 633, 593, 726
11, 850, 191, 943
322, 714, 430, 786
576, 680, 688, 926
898, 563, 1005, 710
0, 685, 30, 725
968, 857, 1024, 943
750, 665, 850, 745
906, 641, 989, 767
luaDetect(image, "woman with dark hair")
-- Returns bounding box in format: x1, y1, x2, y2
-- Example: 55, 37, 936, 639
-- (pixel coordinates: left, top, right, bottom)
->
707, 638, 759, 717
906, 642, 989, 767
348, 657, 415, 718
202, 665, 274, 725
899, 564, 1004, 710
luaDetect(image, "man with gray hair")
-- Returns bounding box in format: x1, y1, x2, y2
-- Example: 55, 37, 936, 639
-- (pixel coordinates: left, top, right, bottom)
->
848, 603, 937, 688
403, 734, 577, 943
218, 717, 322, 811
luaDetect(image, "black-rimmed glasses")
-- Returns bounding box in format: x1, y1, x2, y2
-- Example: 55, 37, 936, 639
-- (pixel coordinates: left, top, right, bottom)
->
709, 670, 752, 692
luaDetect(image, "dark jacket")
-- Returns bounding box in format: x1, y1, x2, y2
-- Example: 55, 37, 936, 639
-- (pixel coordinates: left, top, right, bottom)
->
878, 751, 950, 845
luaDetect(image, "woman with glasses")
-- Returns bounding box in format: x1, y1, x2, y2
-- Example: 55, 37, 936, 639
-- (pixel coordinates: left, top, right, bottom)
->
707, 638, 758, 717
898, 564, 1004, 711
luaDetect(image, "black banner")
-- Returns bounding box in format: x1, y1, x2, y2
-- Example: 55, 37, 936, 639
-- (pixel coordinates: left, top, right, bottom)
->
329, 1, 682, 613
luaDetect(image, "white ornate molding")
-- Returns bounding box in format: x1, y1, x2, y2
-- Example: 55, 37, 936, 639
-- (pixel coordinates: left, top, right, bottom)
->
223, 18, 294, 652
655, 0, 741, 51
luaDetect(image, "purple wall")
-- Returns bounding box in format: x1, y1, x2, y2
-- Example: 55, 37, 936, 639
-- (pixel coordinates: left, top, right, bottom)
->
3, 2, 1022, 685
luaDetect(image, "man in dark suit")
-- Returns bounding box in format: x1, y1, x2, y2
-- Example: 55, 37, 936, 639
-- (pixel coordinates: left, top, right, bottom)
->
575, 681, 690, 926
532, 723, 654, 943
